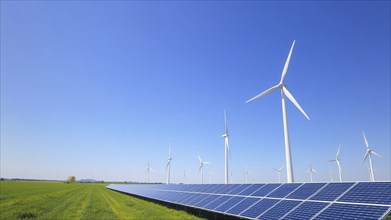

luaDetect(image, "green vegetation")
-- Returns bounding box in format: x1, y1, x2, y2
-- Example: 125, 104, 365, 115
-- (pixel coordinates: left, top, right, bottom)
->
0, 181, 203, 220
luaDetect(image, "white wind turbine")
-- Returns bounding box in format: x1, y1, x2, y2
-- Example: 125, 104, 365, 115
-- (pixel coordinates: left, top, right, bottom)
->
329, 171, 333, 182
198, 155, 211, 184
165, 145, 173, 184
366, 164, 377, 182
307, 163, 317, 183
208, 171, 213, 184
183, 170, 187, 184
222, 110, 230, 184
274, 166, 284, 183
328, 145, 343, 182
145, 161, 154, 183
244, 164, 250, 184
362, 132, 382, 182
246, 40, 310, 183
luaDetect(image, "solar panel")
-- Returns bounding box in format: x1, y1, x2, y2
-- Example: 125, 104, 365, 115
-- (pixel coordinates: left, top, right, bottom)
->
314, 203, 390, 220
338, 182, 391, 205
106, 182, 391, 220
283, 201, 329, 219
259, 200, 302, 219
240, 198, 279, 219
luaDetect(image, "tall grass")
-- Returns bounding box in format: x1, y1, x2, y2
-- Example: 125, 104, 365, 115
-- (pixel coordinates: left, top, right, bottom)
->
0, 181, 203, 220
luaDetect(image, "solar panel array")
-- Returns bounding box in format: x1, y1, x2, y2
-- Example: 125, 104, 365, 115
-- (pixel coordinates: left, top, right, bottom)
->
107, 182, 391, 220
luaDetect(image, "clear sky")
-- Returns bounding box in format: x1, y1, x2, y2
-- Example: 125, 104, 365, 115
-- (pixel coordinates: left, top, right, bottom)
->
1, 1, 390, 184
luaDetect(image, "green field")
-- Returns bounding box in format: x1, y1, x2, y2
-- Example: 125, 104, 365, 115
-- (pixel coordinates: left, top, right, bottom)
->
0, 181, 203, 220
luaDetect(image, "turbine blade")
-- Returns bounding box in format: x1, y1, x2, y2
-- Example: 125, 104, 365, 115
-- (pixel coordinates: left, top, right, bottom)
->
363, 132, 369, 149
224, 110, 227, 133
328, 159, 336, 162
198, 164, 202, 173
166, 161, 170, 170
282, 87, 310, 120
279, 166, 284, 171
371, 150, 383, 158
306, 168, 311, 173
198, 155, 202, 163
204, 161, 211, 164
362, 151, 370, 164
150, 168, 154, 172
280, 40, 296, 84
336, 145, 341, 158
245, 84, 280, 103
313, 169, 318, 174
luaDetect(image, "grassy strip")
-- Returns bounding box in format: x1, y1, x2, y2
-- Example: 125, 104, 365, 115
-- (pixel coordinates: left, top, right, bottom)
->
0, 181, 203, 220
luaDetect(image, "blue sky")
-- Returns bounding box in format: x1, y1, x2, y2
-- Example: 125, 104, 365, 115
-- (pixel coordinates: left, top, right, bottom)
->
1, 1, 390, 183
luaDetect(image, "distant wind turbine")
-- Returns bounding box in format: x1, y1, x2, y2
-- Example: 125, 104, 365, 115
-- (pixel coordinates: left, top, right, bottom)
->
330, 171, 333, 182
166, 145, 173, 184
328, 145, 343, 182
362, 132, 382, 182
208, 171, 213, 184
145, 161, 154, 183
183, 170, 187, 184
306, 163, 317, 183
222, 110, 230, 184
244, 164, 250, 184
198, 155, 211, 184
246, 40, 310, 183
274, 166, 284, 183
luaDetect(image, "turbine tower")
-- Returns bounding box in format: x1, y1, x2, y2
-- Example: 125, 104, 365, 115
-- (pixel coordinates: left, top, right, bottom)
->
222, 110, 230, 184
198, 155, 211, 184
307, 163, 317, 183
166, 145, 173, 184
362, 132, 382, 182
246, 40, 310, 183
183, 170, 187, 184
274, 166, 284, 183
328, 145, 343, 182
145, 161, 154, 183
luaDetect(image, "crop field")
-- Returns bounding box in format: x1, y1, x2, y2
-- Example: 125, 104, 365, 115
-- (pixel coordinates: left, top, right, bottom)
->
0, 181, 203, 220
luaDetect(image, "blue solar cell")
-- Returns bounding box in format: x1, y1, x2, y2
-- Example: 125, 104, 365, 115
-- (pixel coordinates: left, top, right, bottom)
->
214, 196, 246, 213
309, 182, 354, 201
218, 184, 240, 194
240, 198, 279, 219
338, 182, 391, 205
251, 183, 281, 197
225, 197, 261, 215
238, 184, 265, 196
267, 183, 302, 198
283, 201, 329, 220
213, 185, 233, 194
259, 200, 302, 219
182, 193, 205, 205
203, 184, 224, 193
187, 194, 210, 207
286, 183, 326, 199
195, 184, 213, 193
177, 193, 199, 204
314, 203, 390, 220
203, 196, 231, 210
226, 184, 251, 195
197, 194, 221, 208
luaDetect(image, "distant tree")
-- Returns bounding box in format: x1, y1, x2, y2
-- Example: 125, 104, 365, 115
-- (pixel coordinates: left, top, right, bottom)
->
67, 176, 76, 183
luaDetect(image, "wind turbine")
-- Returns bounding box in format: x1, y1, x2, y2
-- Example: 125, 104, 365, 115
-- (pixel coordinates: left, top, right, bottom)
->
306, 163, 317, 183
246, 40, 310, 183
328, 145, 343, 182
274, 166, 284, 183
198, 155, 211, 184
166, 145, 173, 184
362, 132, 382, 182
208, 171, 213, 184
329, 171, 333, 182
145, 161, 154, 183
222, 110, 230, 184
244, 164, 250, 184
183, 170, 187, 184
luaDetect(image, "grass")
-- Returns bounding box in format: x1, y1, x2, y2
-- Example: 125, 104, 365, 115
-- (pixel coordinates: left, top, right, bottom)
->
0, 181, 203, 220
